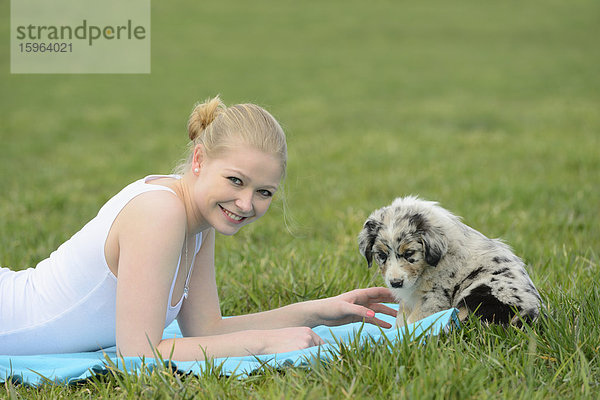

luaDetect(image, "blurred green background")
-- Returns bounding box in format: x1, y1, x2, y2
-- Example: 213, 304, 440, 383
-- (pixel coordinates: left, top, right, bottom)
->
2, 1, 600, 397
1, 0, 598, 307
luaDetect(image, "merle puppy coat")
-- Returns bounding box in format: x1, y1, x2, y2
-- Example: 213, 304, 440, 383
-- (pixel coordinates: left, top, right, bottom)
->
358, 196, 542, 326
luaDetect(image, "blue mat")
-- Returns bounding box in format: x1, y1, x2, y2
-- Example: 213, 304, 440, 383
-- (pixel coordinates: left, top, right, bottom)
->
1, 305, 459, 386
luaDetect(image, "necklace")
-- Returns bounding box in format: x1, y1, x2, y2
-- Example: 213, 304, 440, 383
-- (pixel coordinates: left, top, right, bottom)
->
182, 233, 192, 299
178, 179, 193, 300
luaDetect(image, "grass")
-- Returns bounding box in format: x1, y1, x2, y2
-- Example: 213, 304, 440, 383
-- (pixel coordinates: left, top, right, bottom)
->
1, 0, 599, 398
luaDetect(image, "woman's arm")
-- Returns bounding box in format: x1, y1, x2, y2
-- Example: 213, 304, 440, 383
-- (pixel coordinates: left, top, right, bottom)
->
176, 228, 223, 337
170, 286, 397, 360
177, 227, 397, 337
176, 228, 327, 335
214, 287, 398, 332
114, 191, 188, 357
115, 193, 395, 361
113, 195, 323, 361
155, 326, 325, 360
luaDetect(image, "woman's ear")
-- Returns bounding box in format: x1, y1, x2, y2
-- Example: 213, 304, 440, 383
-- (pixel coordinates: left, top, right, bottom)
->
192, 144, 206, 174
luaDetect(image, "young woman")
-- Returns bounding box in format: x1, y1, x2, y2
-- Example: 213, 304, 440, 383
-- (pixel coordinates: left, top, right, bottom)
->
0, 97, 396, 360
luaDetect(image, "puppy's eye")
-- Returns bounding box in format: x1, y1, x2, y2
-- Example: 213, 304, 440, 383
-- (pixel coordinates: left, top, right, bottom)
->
376, 252, 388, 263
403, 250, 416, 262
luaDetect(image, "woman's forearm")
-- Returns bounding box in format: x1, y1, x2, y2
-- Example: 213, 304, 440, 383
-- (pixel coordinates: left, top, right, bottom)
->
206, 300, 322, 335
133, 325, 323, 361
180, 287, 396, 339
153, 331, 263, 361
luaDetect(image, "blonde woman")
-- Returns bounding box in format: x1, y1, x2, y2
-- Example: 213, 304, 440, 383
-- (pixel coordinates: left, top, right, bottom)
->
0, 97, 396, 360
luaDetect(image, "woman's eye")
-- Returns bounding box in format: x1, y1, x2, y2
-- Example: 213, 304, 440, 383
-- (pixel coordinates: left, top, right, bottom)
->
228, 177, 243, 186
258, 189, 273, 198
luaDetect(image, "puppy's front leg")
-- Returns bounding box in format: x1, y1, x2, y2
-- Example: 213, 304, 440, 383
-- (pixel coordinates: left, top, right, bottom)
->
406, 302, 427, 325
395, 302, 413, 328
405, 293, 451, 325
396, 302, 427, 327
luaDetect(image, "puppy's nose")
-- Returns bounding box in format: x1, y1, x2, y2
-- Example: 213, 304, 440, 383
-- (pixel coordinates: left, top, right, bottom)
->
389, 279, 404, 288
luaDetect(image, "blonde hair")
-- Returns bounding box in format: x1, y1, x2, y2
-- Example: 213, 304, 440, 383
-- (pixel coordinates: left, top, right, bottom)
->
175, 96, 287, 176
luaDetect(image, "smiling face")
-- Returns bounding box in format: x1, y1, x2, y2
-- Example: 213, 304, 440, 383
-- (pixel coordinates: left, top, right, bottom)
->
192, 144, 283, 235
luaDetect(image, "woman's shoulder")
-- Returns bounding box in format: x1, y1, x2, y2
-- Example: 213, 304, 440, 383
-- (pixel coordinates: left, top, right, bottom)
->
111, 189, 187, 253
105, 182, 185, 241
142, 174, 182, 193
124, 189, 186, 223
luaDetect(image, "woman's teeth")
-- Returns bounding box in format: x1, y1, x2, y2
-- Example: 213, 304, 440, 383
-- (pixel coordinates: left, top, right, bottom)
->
223, 208, 244, 221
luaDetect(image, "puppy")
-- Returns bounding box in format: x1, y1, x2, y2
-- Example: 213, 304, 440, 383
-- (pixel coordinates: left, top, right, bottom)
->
358, 196, 542, 327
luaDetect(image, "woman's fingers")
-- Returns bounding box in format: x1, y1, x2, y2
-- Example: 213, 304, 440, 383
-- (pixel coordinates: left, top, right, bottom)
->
359, 306, 394, 329
263, 327, 325, 354
359, 287, 397, 303
296, 326, 325, 347
367, 316, 393, 329
311, 330, 326, 346
368, 302, 398, 317
342, 287, 396, 306
345, 287, 398, 318
345, 303, 396, 329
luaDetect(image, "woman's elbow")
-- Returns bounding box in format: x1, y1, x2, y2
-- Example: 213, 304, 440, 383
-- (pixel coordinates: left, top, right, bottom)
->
116, 337, 164, 358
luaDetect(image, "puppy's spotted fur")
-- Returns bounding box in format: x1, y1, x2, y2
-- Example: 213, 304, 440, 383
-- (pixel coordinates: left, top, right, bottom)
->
358, 196, 542, 327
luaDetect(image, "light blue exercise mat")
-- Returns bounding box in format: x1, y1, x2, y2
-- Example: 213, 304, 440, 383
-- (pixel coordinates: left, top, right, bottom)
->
0, 305, 459, 386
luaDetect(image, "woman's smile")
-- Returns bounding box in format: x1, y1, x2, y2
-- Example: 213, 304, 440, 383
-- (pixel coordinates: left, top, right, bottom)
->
219, 204, 249, 223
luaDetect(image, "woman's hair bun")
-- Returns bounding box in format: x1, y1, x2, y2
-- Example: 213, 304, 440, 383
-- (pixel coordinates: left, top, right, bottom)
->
187, 95, 225, 141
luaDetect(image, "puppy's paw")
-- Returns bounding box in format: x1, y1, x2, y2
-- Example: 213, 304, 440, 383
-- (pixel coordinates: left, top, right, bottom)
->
395, 314, 408, 328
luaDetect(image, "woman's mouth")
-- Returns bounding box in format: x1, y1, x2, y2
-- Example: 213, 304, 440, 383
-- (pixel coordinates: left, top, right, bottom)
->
219, 205, 248, 223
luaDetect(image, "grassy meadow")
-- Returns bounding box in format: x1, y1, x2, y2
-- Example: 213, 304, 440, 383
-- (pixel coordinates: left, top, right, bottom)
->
1, 0, 599, 398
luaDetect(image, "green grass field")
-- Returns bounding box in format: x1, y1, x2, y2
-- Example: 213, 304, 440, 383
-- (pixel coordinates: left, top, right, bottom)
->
1, 0, 599, 398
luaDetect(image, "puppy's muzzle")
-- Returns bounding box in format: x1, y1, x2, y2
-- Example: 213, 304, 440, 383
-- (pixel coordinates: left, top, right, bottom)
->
389, 279, 404, 288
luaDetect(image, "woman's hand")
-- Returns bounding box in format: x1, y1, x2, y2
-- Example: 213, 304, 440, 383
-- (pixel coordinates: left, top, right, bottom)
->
311, 287, 398, 329
252, 327, 325, 354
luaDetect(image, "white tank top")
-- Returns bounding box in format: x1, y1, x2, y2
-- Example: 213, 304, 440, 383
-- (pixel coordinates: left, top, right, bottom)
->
0, 175, 202, 355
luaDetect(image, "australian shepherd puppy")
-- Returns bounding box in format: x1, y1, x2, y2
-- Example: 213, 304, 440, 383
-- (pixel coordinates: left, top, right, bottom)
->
358, 196, 542, 326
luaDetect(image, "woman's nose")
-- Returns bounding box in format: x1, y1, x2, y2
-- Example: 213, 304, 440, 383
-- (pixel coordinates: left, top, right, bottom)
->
235, 191, 253, 213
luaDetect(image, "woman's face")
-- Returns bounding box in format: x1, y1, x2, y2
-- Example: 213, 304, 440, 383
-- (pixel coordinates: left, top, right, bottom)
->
192, 145, 283, 236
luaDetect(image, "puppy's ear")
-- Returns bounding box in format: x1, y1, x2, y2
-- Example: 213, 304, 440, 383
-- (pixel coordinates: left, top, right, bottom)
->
358, 218, 381, 268
420, 226, 448, 267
